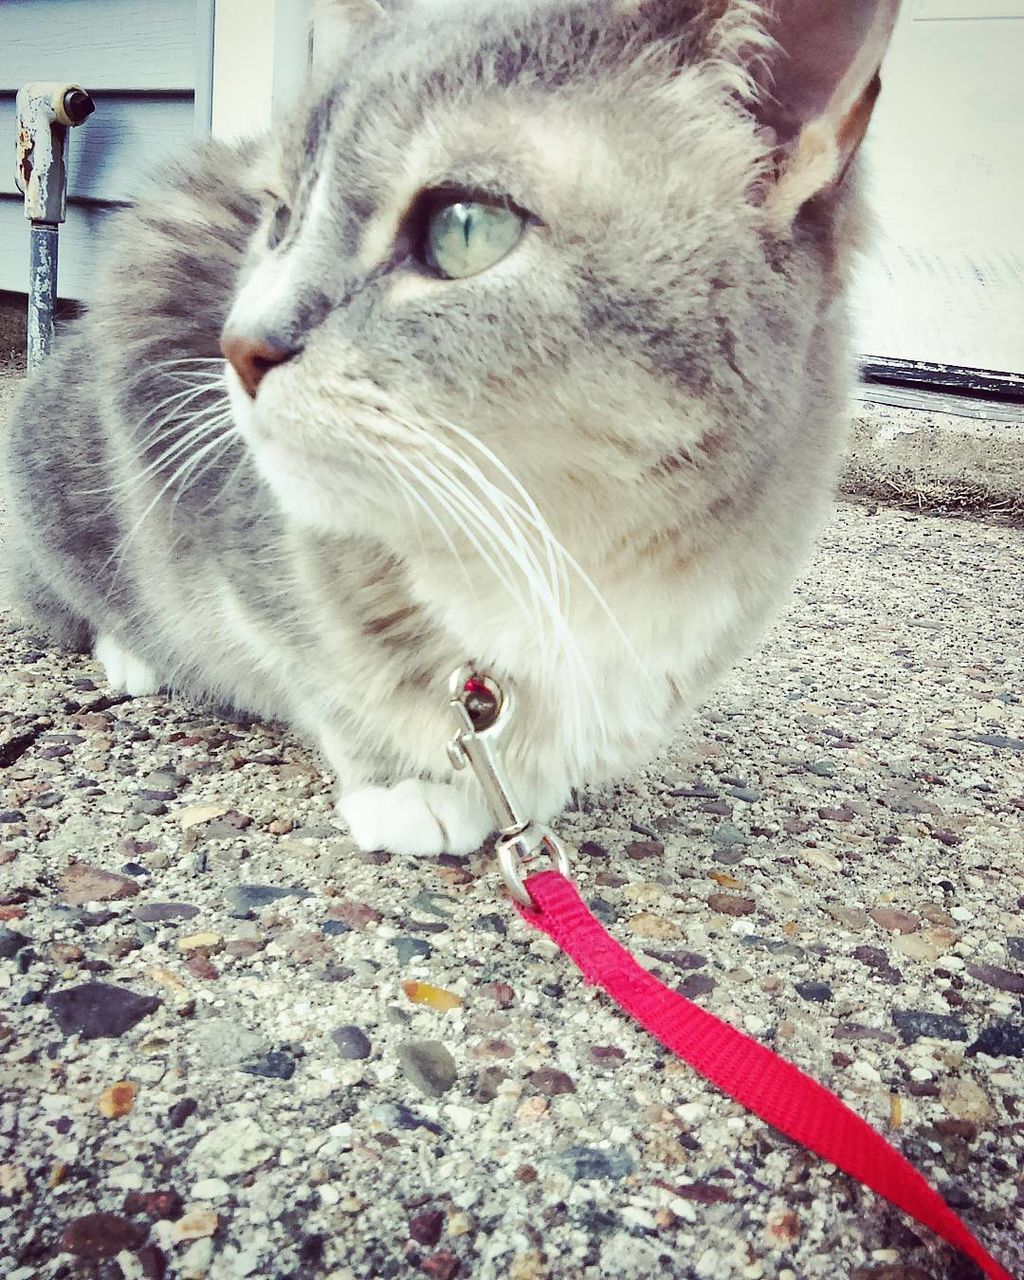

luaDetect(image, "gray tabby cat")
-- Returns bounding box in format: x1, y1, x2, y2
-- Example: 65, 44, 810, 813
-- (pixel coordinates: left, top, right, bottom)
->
1, 0, 899, 855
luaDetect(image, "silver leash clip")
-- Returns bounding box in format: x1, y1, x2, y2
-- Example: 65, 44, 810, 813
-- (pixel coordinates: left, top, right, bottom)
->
447, 665, 570, 907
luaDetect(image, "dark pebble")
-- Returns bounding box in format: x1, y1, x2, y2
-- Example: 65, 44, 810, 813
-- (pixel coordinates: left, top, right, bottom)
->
969, 734, 1024, 751
678, 973, 716, 1000
322, 920, 351, 937
393, 936, 432, 964
727, 787, 761, 803
587, 898, 619, 925
474, 1066, 508, 1103
554, 1145, 636, 1181
138, 1243, 169, 1279
332, 1025, 372, 1060
968, 1020, 1024, 1059
16, 948, 35, 974
527, 1068, 576, 1096
62, 1212, 146, 1259
835, 1023, 898, 1044
626, 840, 663, 860
0, 811, 26, 823
853, 945, 903, 985
906, 1080, 940, 1097
239, 1050, 296, 1079
298, 1235, 326, 1267
892, 1009, 968, 1046
320, 963, 356, 983
795, 981, 832, 1002
123, 1189, 184, 1220
134, 799, 167, 817
474, 913, 506, 935
646, 949, 707, 971
409, 1209, 446, 1246
588, 1045, 627, 1069
400, 917, 450, 935
1007, 937, 1024, 964
965, 962, 1024, 994
46, 982, 161, 1040
137, 789, 179, 803
120, 862, 149, 877
168, 1097, 198, 1128
421, 1252, 460, 1280
711, 847, 745, 866
707, 894, 755, 916
226, 884, 311, 918
134, 903, 200, 924
376, 1101, 443, 1134
0, 927, 30, 959
669, 783, 718, 799
579, 840, 609, 859
670, 1181, 733, 1204
70, 909, 118, 928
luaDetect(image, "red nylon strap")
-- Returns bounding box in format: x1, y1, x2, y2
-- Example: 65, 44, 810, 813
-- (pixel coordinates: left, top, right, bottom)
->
518, 870, 1014, 1280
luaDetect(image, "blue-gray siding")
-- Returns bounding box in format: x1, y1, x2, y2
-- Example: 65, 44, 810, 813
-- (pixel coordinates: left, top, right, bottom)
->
1, 0, 211, 298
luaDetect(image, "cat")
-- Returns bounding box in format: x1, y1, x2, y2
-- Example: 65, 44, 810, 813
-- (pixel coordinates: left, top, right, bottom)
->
0, 0, 900, 856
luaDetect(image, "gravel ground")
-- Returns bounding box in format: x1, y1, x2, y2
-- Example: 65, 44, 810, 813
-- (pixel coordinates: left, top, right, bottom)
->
1, 480, 1023, 1280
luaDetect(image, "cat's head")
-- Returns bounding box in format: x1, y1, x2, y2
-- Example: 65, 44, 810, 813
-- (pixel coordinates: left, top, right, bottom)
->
222, 0, 898, 566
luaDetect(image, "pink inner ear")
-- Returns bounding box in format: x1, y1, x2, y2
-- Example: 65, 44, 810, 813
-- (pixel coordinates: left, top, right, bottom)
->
757, 0, 893, 144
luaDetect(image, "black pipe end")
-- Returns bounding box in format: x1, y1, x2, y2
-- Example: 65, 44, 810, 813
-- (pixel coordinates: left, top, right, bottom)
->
63, 89, 96, 125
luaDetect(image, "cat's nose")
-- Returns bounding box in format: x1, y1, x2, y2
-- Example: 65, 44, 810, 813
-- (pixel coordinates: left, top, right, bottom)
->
220, 332, 296, 398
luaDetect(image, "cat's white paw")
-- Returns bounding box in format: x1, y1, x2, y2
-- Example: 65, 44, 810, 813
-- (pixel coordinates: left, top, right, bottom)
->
337, 778, 492, 856
93, 634, 160, 697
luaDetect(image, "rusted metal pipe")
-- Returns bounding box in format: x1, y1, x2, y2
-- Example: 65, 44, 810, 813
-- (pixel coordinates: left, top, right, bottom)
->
14, 82, 95, 369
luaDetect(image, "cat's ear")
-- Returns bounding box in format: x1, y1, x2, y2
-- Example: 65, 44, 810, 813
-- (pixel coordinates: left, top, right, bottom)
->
311, 0, 386, 71
747, 0, 901, 222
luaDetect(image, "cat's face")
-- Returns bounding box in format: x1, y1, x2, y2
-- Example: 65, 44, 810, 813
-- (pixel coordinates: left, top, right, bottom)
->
222, 0, 894, 565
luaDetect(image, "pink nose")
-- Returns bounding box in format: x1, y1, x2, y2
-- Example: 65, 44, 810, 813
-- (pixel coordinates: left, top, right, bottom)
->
220, 333, 293, 397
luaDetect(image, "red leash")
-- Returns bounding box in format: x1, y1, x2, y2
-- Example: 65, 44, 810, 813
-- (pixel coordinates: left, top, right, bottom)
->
517, 870, 1015, 1280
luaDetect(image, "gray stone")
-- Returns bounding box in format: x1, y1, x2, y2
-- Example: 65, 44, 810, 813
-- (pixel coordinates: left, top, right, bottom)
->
331, 1025, 372, 1060
969, 734, 1024, 751
225, 884, 311, 918
553, 1146, 636, 1181
710, 823, 746, 846
397, 1040, 457, 1097
392, 936, 432, 964
239, 1050, 296, 1080
141, 770, 185, 793
134, 902, 200, 924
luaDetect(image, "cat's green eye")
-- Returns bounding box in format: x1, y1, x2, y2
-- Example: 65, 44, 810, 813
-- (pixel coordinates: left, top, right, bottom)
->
426, 200, 525, 279
266, 201, 292, 251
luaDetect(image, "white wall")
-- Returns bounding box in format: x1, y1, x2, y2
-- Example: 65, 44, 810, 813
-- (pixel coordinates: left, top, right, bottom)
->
211, 0, 312, 142
853, 0, 1024, 372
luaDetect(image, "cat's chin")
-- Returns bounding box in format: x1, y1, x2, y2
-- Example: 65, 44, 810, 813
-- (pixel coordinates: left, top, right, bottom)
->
249, 441, 365, 534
